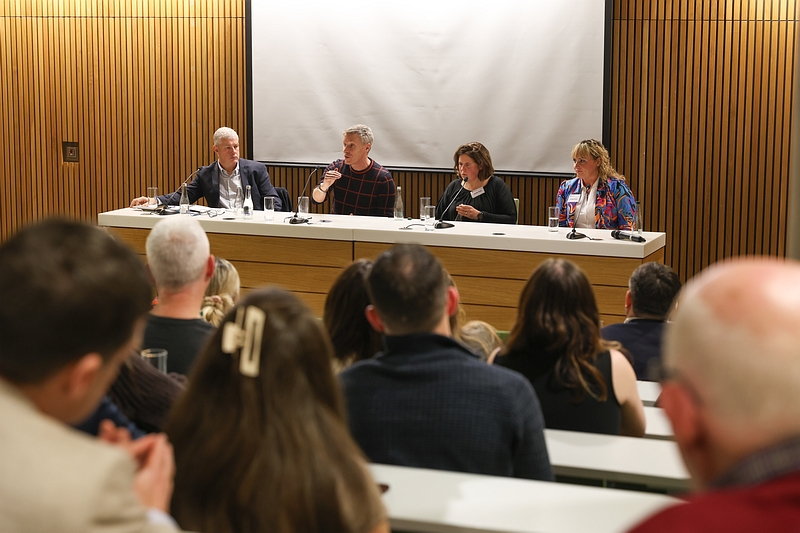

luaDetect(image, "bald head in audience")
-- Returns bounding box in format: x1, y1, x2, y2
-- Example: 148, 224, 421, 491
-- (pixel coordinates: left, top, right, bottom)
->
631, 257, 800, 532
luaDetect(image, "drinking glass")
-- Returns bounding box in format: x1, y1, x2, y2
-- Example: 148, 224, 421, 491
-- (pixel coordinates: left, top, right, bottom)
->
419, 197, 431, 221
424, 205, 436, 231
263, 197, 275, 221
147, 187, 158, 206
548, 206, 558, 232
297, 196, 310, 216
141, 348, 167, 373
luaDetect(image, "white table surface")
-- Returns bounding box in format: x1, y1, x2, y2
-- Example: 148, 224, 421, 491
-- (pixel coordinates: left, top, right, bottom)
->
98, 208, 666, 258
637, 381, 662, 407
644, 406, 673, 440
369, 463, 679, 533
545, 429, 689, 491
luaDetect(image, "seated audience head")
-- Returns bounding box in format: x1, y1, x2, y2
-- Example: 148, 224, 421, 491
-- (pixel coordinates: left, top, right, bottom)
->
628, 262, 682, 320
201, 257, 240, 327
146, 216, 213, 293
453, 142, 494, 182
660, 258, 800, 490
505, 258, 610, 400
571, 139, 624, 183
166, 287, 385, 533
365, 244, 458, 336
324, 259, 383, 370
0, 219, 151, 423
460, 320, 503, 362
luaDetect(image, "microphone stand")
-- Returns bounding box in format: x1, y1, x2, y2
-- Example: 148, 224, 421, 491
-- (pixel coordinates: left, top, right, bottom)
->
566, 184, 589, 240
158, 167, 202, 213
289, 167, 319, 225
434, 177, 467, 229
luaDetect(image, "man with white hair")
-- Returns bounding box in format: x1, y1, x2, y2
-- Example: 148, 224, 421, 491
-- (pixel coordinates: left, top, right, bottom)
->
142, 216, 215, 375
630, 258, 800, 532
130, 127, 282, 211
311, 124, 395, 217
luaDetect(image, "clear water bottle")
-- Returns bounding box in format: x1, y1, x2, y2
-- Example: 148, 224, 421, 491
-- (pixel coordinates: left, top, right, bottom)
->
394, 186, 404, 220
635, 201, 643, 236
243, 185, 253, 220
179, 183, 189, 214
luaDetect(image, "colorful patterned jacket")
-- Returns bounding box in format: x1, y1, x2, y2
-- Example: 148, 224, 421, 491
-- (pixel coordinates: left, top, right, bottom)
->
555, 176, 636, 230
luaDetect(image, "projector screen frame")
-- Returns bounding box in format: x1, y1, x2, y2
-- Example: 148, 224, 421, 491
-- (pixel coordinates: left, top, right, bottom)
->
244, 0, 615, 179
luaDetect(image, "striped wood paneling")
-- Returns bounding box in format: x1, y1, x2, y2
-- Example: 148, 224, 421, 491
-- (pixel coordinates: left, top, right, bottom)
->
0, 1, 247, 241
2, 0, 796, 287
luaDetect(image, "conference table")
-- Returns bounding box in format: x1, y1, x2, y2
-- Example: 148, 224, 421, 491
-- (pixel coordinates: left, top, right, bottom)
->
98, 209, 666, 330
369, 463, 679, 533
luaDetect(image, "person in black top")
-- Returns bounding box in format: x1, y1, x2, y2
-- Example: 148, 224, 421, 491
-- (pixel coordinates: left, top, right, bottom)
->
494, 258, 645, 436
602, 262, 682, 380
435, 142, 517, 224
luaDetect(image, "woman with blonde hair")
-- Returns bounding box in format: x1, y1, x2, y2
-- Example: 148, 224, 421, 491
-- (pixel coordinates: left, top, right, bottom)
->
201, 257, 240, 326
166, 288, 388, 533
555, 139, 637, 230
494, 259, 645, 436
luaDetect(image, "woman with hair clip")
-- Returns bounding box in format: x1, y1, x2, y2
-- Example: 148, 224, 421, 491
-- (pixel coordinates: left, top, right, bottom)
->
555, 139, 637, 230
494, 259, 645, 437
165, 288, 388, 533
200, 257, 240, 327
435, 142, 517, 224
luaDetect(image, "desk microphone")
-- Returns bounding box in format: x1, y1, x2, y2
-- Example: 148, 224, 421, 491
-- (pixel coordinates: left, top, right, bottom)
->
164, 167, 203, 206
566, 185, 589, 240
611, 230, 647, 243
434, 177, 467, 229
289, 167, 319, 225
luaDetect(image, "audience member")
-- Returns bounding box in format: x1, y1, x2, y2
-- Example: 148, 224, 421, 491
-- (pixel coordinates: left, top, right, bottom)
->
201, 257, 240, 327
459, 320, 503, 362
0, 219, 181, 531
324, 259, 383, 371
144, 216, 216, 375
340, 244, 553, 480
311, 124, 396, 217
602, 262, 682, 380
166, 288, 388, 533
495, 259, 645, 437
108, 353, 187, 433
630, 258, 800, 532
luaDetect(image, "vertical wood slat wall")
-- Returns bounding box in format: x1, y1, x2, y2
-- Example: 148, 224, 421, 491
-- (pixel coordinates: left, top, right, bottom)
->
0, 1, 247, 241
1, 0, 797, 284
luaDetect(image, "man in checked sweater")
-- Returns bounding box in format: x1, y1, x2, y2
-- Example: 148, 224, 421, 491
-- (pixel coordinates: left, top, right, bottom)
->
311, 124, 396, 217
340, 244, 553, 481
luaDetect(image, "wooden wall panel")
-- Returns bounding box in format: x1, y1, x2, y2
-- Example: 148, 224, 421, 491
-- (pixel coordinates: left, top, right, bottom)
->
1, 0, 796, 288
0, 0, 247, 241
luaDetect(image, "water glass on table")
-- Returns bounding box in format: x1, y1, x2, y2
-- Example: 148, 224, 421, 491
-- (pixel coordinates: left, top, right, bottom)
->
297, 196, 310, 216
419, 197, 431, 221
424, 205, 437, 231
147, 187, 158, 206
548, 206, 558, 232
140, 348, 167, 373
263, 197, 275, 221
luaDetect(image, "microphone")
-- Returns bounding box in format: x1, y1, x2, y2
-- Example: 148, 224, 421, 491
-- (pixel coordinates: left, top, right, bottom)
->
289, 167, 319, 225
611, 230, 647, 243
434, 177, 468, 229
566, 184, 589, 240
163, 167, 202, 207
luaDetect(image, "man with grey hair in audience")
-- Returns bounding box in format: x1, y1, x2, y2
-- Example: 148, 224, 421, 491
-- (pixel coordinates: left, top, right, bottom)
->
602, 262, 682, 380
142, 216, 215, 375
311, 124, 396, 217
130, 126, 281, 211
629, 258, 800, 532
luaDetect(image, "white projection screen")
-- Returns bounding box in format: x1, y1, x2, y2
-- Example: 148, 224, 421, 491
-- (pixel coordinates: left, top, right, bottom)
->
250, 0, 606, 174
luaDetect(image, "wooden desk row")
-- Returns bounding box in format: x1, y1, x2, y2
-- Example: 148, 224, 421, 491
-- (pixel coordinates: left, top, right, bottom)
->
98, 209, 667, 330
